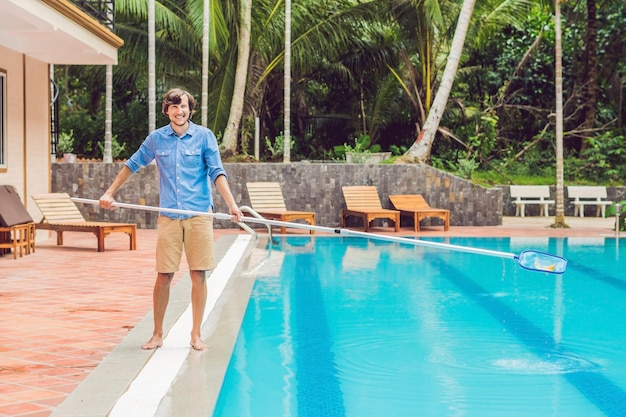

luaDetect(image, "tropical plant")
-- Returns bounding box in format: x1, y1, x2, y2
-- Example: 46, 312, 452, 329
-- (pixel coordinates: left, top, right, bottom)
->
97, 135, 126, 160
264, 132, 294, 160
403, 0, 478, 162
566, 133, 626, 184
51, 0, 626, 180
57, 130, 75, 156
221, 0, 252, 156
553, 0, 566, 227
333, 134, 382, 159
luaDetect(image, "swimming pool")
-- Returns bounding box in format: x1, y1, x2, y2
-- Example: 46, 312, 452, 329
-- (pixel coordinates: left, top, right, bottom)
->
212, 236, 626, 417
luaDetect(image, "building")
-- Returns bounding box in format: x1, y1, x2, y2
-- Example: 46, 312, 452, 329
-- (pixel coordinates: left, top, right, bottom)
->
0, 0, 123, 221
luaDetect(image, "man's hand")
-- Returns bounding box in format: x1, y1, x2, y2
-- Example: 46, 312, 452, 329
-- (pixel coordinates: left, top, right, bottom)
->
230, 205, 244, 223
99, 193, 116, 210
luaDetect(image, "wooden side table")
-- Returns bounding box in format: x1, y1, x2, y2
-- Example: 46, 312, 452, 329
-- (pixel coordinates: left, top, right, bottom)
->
0, 222, 33, 259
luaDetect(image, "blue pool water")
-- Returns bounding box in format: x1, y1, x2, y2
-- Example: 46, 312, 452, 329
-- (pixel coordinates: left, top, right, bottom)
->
213, 236, 626, 417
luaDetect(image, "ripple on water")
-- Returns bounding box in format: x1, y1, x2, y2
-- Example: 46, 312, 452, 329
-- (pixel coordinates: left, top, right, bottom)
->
333, 328, 428, 382
490, 352, 600, 375
331, 325, 601, 379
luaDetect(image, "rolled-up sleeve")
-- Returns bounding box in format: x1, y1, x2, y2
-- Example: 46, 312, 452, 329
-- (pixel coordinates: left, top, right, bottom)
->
125, 137, 155, 173
204, 131, 227, 184
208, 164, 227, 185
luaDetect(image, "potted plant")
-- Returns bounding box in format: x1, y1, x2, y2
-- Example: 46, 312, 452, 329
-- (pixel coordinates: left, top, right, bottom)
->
57, 130, 76, 163
334, 134, 391, 164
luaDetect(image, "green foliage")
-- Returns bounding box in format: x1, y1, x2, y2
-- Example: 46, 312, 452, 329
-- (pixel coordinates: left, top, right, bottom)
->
57, 130, 75, 155
565, 133, 626, 185
59, 100, 103, 158
263, 132, 294, 161
471, 170, 554, 187
53, 0, 626, 184
470, 131, 626, 186
431, 156, 480, 181
467, 114, 499, 159
97, 136, 127, 160
389, 144, 408, 156
111, 98, 150, 160
456, 7, 558, 158
55, 66, 150, 160
333, 134, 381, 159
431, 156, 457, 173
456, 159, 479, 180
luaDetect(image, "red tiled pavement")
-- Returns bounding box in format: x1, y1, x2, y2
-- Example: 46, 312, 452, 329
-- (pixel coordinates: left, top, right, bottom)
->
0, 216, 620, 416
0, 229, 166, 417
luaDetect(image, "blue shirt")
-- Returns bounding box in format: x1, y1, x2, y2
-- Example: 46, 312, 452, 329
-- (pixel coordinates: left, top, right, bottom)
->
125, 121, 227, 219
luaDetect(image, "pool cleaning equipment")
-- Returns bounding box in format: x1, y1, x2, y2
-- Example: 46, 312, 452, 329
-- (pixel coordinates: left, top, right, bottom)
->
71, 198, 568, 274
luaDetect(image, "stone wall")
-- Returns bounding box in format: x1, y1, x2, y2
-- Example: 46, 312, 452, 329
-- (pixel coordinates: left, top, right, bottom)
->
51, 162, 626, 229
51, 162, 503, 229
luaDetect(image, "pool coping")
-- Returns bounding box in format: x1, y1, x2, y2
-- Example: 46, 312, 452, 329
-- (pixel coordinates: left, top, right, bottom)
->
48, 233, 257, 417
154, 238, 268, 416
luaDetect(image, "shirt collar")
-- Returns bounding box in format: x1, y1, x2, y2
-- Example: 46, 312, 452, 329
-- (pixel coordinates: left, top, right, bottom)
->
165, 120, 196, 138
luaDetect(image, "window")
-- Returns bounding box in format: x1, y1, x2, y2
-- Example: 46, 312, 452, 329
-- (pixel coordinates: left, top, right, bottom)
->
0, 70, 5, 168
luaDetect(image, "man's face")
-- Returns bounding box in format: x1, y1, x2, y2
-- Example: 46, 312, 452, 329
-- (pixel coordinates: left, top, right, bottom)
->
166, 94, 189, 126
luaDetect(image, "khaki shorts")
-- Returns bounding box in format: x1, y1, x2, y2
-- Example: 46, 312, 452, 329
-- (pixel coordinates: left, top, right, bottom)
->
156, 215, 214, 273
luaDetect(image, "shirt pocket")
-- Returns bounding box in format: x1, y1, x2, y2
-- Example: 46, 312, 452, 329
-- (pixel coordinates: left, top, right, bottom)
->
155, 149, 173, 169
183, 148, 203, 168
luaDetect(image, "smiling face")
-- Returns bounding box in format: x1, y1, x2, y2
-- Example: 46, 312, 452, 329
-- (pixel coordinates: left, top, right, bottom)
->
161, 88, 195, 130
166, 94, 190, 127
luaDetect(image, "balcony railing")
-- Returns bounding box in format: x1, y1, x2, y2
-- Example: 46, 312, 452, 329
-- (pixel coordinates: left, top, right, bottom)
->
71, 0, 115, 30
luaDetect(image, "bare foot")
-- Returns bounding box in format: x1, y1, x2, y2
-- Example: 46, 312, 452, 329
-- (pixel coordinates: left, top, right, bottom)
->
141, 336, 163, 350
190, 338, 208, 351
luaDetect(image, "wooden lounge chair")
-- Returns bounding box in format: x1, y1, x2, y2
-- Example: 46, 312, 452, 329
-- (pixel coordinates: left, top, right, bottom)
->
246, 182, 316, 234
32, 193, 137, 252
341, 186, 400, 232
389, 194, 450, 232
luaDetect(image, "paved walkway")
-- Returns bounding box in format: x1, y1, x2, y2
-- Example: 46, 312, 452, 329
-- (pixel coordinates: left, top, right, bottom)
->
0, 216, 621, 417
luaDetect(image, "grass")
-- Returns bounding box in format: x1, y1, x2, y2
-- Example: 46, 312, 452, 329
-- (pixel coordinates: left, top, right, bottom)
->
471, 171, 556, 187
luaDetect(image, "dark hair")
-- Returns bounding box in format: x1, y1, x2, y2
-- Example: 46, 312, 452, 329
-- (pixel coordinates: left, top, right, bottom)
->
162, 88, 195, 120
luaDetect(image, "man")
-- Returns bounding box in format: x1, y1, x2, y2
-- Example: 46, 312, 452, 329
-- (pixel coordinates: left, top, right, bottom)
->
99, 88, 243, 351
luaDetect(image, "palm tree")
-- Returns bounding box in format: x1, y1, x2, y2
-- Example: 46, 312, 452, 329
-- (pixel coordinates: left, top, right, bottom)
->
115, 0, 232, 121
207, 0, 405, 158
392, 0, 535, 163
104, 64, 113, 162
104, 3, 115, 163
221, 0, 252, 155
553, 0, 566, 227
403, 0, 477, 162
202, 0, 210, 127
283, 0, 292, 162
241, 0, 394, 153
148, 0, 156, 132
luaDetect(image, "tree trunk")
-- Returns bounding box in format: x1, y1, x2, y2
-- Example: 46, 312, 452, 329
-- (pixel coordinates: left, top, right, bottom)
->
201, 0, 210, 127
104, 64, 113, 163
103, 5, 114, 163
221, 0, 252, 155
580, 0, 597, 152
553, 0, 567, 228
148, 0, 156, 132
403, 0, 476, 163
283, 0, 292, 162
